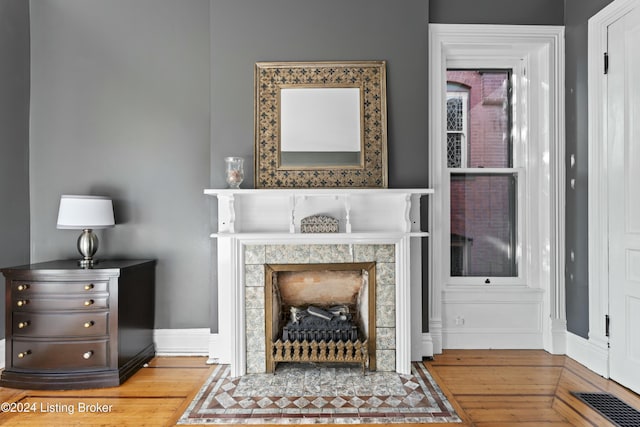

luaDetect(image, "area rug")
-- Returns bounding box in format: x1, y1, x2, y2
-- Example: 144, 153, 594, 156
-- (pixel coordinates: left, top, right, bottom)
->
178, 362, 461, 424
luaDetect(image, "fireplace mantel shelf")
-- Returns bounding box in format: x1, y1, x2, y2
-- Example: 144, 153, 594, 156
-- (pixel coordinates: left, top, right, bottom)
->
205, 188, 433, 235
210, 231, 430, 238
204, 188, 434, 196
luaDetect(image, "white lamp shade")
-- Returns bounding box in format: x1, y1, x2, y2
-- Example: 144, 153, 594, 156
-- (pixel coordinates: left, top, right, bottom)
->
56, 195, 115, 229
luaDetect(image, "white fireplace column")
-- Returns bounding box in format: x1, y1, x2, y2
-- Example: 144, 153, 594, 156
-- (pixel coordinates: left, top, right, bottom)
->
205, 188, 433, 377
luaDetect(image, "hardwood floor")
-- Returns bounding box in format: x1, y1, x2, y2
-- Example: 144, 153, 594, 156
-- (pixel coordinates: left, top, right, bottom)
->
425, 350, 640, 426
0, 357, 214, 426
0, 351, 638, 426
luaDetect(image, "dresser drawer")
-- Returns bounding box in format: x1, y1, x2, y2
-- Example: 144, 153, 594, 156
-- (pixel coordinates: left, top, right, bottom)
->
12, 281, 108, 294
12, 295, 109, 311
12, 312, 109, 337
12, 339, 109, 371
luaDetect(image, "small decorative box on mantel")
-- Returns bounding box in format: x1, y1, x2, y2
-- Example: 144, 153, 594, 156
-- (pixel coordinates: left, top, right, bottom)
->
300, 214, 339, 233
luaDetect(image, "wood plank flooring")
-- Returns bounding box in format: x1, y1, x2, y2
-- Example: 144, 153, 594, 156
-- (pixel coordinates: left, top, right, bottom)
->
0, 357, 214, 427
0, 351, 638, 426
425, 350, 640, 426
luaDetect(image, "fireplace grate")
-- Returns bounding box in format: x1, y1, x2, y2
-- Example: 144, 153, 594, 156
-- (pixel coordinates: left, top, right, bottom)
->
282, 328, 358, 343
271, 339, 368, 373
281, 305, 359, 347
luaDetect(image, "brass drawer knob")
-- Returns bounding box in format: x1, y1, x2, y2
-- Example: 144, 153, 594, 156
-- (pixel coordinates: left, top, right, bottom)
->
84, 299, 94, 306
84, 321, 95, 328
82, 351, 94, 360
17, 350, 31, 359
84, 284, 94, 291
16, 300, 29, 307
17, 321, 30, 329
17, 284, 30, 291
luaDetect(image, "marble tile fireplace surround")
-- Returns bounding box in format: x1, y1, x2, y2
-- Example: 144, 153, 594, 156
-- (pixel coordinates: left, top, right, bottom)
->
205, 188, 433, 377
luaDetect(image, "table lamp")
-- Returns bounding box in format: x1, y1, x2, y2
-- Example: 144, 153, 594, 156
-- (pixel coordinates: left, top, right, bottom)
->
56, 195, 115, 267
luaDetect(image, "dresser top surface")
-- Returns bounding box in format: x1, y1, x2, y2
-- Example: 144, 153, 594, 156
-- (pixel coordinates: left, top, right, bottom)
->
1, 259, 156, 275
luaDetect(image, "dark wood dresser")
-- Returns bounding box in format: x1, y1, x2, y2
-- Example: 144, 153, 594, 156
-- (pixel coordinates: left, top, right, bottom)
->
1, 259, 156, 390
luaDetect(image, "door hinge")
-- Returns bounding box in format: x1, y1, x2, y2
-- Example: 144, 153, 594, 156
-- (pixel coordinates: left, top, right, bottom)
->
605, 314, 610, 337
604, 52, 609, 75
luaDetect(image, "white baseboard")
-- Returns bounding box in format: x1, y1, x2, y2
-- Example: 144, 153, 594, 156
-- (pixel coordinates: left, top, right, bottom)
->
546, 318, 568, 354
442, 331, 543, 349
152, 328, 210, 356
207, 332, 225, 364
429, 320, 443, 354
566, 331, 609, 378
412, 333, 434, 360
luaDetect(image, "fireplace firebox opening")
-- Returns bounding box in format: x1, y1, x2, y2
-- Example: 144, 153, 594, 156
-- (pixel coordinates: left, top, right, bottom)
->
264, 262, 376, 373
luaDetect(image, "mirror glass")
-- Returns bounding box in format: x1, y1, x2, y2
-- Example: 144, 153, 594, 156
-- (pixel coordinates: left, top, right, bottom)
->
280, 87, 362, 167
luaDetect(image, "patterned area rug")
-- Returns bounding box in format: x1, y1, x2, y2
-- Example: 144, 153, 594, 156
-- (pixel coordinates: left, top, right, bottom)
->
178, 362, 461, 424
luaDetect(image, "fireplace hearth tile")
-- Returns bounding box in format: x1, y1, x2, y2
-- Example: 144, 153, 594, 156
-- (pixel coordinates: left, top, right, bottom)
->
235, 364, 406, 397
265, 244, 311, 264
376, 350, 396, 372
244, 264, 264, 287
376, 262, 395, 285
353, 244, 376, 262
245, 308, 264, 331
309, 244, 353, 263
245, 329, 264, 353
376, 327, 396, 350
245, 287, 264, 308
244, 245, 266, 265
179, 362, 461, 424
376, 303, 396, 327
246, 351, 265, 374
375, 244, 395, 262
376, 284, 395, 307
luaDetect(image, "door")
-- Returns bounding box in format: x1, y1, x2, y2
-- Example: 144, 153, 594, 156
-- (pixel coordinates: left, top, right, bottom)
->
608, 1, 640, 393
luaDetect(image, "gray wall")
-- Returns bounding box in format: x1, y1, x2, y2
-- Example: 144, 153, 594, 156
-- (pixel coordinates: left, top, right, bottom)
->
210, 0, 430, 188
5, 0, 621, 341
430, 0, 564, 25
564, 0, 613, 338
0, 0, 31, 339
430, 0, 614, 339
28, 0, 211, 329
210, 0, 430, 332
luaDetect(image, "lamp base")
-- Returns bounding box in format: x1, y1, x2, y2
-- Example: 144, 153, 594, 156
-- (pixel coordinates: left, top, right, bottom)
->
78, 258, 98, 268
77, 229, 99, 269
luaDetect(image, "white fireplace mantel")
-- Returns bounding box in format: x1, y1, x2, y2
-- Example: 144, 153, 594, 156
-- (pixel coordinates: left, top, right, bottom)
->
205, 188, 433, 376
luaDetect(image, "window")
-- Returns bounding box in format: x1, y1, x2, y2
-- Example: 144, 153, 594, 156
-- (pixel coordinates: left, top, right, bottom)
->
429, 23, 565, 353
446, 70, 520, 281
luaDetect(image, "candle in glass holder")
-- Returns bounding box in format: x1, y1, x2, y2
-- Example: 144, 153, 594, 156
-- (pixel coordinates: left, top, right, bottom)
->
225, 157, 244, 188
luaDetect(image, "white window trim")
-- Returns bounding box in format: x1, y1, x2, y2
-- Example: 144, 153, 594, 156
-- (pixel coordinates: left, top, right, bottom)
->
428, 24, 566, 353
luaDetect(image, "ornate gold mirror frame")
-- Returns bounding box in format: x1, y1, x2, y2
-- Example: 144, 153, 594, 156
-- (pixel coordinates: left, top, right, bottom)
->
255, 61, 388, 188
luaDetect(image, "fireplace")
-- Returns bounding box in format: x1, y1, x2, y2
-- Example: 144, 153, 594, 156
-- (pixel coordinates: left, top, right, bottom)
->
205, 188, 433, 377
245, 244, 396, 374
264, 262, 376, 372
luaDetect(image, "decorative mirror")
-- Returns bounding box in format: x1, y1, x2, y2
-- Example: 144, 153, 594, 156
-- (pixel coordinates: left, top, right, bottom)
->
254, 61, 388, 188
